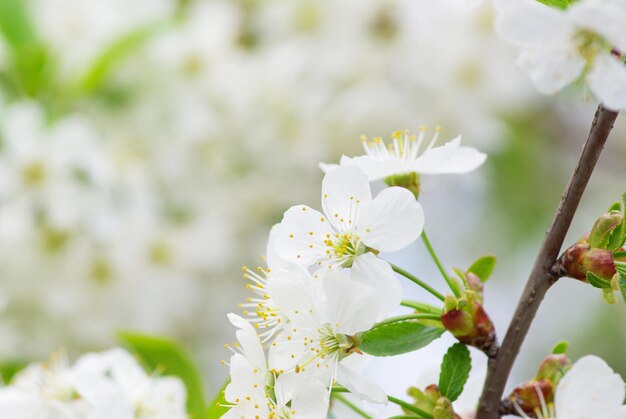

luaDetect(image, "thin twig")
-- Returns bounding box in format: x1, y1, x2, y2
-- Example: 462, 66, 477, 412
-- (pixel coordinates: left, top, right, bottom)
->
475, 105, 619, 418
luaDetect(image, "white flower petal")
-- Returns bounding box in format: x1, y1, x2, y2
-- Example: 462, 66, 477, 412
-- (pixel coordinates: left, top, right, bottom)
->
587, 53, 626, 111
337, 362, 388, 405
517, 46, 585, 94
352, 253, 402, 317
358, 187, 424, 253
436, 146, 487, 174
274, 205, 334, 267
493, 0, 572, 47
409, 136, 462, 174
224, 354, 262, 403
290, 377, 330, 419
555, 355, 625, 418
320, 271, 382, 335
267, 278, 319, 329
227, 313, 266, 371
321, 166, 372, 231
339, 155, 408, 181
568, 0, 626, 53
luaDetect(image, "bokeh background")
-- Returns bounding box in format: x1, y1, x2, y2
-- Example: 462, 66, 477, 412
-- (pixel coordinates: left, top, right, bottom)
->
0, 0, 625, 415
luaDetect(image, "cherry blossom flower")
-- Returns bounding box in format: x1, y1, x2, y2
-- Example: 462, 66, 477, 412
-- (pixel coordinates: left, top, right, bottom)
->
321, 129, 486, 182
274, 165, 424, 270
223, 313, 329, 419
267, 269, 394, 404
493, 0, 626, 111
512, 355, 626, 419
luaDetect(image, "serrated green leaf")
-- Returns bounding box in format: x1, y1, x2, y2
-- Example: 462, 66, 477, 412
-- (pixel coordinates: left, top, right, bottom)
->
206, 379, 230, 419
360, 322, 444, 357
467, 256, 496, 283
118, 332, 205, 419
586, 272, 611, 289
438, 343, 471, 402
551, 341, 569, 354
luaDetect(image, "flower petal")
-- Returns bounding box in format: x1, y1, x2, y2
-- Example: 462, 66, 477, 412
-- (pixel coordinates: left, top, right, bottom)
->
319, 270, 382, 335
266, 278, 319, 329
568, 0, 626, 53
337, 362, 388, 404
517, 46, 585, 94
274, 205, 335, 267
493, 0, 572, 47
409, 136, 463, 174
321, 166, 372, 231
555, 355, 625, 417
587, 53, 626, 111
291, 379, 330, 419
358, 187, 424, 253
435, 146, 487, 174
339, 155, 408, 181
352, 253, 402, 317
227, 313, 266, 371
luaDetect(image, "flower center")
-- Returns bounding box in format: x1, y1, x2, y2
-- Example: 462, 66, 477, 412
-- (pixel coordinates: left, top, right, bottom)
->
575, 29, 611, 64
324, 233, 364, 267
360, 128, 440, 164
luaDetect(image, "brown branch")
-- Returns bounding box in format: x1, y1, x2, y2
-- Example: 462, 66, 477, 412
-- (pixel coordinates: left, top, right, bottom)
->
475, 105, 619, 419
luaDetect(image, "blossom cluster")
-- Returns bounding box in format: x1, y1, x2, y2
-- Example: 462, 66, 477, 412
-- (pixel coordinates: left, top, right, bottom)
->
0, 348, 187, 418
223, 131, 486, 417
0, 0, 536, 361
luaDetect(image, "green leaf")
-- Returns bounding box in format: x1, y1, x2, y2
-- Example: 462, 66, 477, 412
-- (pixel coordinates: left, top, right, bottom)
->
79, 21, 172, 93
535, 0, 576, 9
620, 275, 626, 304
360, 321, 444, 357
615, 261, 626, 277
586, 272, 611, 289
118, 332, 205, 419
551, 341, 569, 354
0, 359, 28, 383
607, 220, 626, 251
438, 343, 471, 402
0, 0, 52, 96
608, 201, 622, 213
206, 379, 230, 419
467, 256, 496, 282
452, 267, 469, 289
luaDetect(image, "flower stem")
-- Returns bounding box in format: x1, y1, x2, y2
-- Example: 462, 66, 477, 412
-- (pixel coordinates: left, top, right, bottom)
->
401, 300, 443, 314
421, 231, 461, 297
372, 313, 442, 329
390, 263, 445, 301
333, 393, 374, 419
331, 387, 433, 419
476, 104, 619, 418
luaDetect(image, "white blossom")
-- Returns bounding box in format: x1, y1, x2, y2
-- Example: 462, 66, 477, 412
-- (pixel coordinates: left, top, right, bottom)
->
493, 0, 626, 111
274, 165, 424, 270
267, 269, 394, 404
322, 129, 486, 181
224, 314, 329, 419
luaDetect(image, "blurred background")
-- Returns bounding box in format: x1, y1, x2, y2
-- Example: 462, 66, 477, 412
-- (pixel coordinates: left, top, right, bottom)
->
0, 0, 624, 415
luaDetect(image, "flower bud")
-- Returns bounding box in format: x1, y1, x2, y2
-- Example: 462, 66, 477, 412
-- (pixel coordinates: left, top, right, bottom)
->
508, 379, 553, 416
442, 300, 497, 356
560, 242, 616, 281
535, 354, 571, 386
466, 272, 484, 300
433, 397, 460, 419
406, 384, 439, 415
588, 210, 623, 249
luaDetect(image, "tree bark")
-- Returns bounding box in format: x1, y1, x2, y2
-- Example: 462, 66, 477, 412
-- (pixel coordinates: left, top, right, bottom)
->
475, 105, 619, 419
